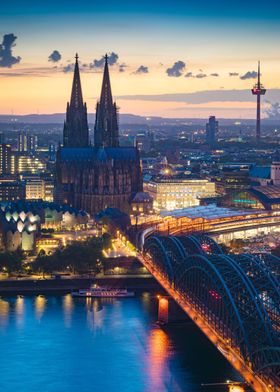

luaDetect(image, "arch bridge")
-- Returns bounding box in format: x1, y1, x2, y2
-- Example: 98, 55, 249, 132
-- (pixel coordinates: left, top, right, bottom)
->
139, 234, 280, 392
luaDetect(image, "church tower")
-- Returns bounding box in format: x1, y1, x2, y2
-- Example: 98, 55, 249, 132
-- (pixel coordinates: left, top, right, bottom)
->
63, 54, 89, 148
94, 54, 119, 147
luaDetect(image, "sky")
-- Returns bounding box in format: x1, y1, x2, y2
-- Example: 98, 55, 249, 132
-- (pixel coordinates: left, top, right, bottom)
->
0, 0, 280, 118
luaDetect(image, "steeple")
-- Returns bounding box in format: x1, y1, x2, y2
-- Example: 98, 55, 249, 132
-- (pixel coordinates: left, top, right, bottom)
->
63, 53, 89, 148
94, 54, 119, 148
70, 53, 84, 109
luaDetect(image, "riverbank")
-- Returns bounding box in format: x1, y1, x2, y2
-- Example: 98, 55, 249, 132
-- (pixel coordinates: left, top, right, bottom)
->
0, 275, 160, 295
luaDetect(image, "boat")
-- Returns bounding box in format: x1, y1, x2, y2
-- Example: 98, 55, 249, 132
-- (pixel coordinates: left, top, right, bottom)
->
72, 284, 134, 298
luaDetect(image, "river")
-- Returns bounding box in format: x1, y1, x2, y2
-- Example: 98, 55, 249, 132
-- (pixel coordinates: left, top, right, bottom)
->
0, 293, 242, 392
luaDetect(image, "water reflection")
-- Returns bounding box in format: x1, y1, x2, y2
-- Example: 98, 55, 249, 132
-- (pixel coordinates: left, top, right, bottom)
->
63, 294, 74, 327
35, 295, 46, 321
0, 298, 9, 327
146, 327, 184, 392
15, 295, 24, 327
0, 295, 240, 392
86, 298, 104, 330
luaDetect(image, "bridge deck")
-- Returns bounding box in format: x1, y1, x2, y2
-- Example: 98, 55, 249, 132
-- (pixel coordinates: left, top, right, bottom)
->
137, 252, 276, 392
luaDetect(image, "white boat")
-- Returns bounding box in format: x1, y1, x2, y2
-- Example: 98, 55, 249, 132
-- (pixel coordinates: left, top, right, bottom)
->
72, 284, 134, 298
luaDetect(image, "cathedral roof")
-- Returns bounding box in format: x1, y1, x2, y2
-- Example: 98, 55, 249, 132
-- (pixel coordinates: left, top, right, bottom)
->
59, 146, 139, 161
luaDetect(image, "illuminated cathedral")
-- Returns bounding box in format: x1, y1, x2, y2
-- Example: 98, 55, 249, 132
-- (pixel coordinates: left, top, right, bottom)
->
55, 54, 143, 214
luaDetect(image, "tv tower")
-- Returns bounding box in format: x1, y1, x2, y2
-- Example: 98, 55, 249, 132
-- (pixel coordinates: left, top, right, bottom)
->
251, 61, 266, 143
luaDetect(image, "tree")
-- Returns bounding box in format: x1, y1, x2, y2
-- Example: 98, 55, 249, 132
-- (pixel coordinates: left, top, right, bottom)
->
32, 238, 104, 276
0, 251, 23, 275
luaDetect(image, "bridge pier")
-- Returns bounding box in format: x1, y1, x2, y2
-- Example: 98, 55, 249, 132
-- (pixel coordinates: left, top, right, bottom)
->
157, 296, 169, 324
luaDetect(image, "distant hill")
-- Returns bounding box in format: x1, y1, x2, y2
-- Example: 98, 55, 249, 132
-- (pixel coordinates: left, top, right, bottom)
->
0, 113, 277, 126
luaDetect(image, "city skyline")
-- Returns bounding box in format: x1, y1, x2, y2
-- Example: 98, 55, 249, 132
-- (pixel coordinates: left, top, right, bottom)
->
0, 0, 280, 118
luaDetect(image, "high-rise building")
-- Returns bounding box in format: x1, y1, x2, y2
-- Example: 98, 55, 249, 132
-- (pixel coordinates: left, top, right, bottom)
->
18, 132, 38, 153
48, 144, 56, 162
206, 116, 218, 146
56, 54, 142, 214
94, 54, 119, 148
63, 54, 89, 148
0, 144, 12, 175
14, 153, 46, 174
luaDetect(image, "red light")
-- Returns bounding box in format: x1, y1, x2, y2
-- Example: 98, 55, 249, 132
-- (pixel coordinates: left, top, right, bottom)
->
201, 243, 210, 252
209, 289, 221, 301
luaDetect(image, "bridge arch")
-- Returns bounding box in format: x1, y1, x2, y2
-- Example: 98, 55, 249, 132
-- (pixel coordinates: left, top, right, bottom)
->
143, 234, 280, 386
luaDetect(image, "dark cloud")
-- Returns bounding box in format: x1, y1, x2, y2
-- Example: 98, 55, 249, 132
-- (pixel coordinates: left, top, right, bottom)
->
210, 73, 219, 77
166, 61, 186, 77
185, 72, 193, 78
90, 52, 119, 69
134, 65, 149, 74
0, 33, 21, 68
240, 70, 258, 80
229, 72, 239, 76
63, 63, 75, 73
119, 63, 127, 73
48, 50, 61, 62
195, 73, 207, 78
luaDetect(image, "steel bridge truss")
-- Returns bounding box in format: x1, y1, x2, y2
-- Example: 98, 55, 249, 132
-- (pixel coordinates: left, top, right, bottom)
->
143, 234, 280, 388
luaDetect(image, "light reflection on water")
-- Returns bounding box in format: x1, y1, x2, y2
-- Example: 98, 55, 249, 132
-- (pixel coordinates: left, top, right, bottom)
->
0, 293, 239, 392
0, 298, 9, 327
15, 295, 25, 327
34, 295, 46, 321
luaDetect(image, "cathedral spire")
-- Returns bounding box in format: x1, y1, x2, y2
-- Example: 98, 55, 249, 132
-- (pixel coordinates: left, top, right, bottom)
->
63, 53, 89, 148
100, 53, 114, 109
70, 53, 84, 110
94, 54, 119, 148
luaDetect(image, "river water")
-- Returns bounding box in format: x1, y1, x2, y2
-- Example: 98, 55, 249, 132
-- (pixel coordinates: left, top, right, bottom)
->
0, 294, 241, 392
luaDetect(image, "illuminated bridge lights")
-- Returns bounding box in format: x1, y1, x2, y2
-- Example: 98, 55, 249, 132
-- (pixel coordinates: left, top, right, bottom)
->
141, 234, 280, 392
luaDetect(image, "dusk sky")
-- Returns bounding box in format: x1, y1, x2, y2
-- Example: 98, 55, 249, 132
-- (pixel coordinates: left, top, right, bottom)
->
1, 0, 280, 118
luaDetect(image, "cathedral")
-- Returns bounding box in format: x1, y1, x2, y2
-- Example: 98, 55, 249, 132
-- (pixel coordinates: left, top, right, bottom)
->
55, 54, 143, 215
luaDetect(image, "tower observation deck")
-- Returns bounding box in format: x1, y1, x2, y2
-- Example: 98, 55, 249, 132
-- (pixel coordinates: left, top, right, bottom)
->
251, 61, 266, 143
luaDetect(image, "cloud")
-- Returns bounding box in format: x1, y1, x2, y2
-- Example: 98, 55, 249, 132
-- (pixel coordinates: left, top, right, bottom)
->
229, 72, 239, 76
0, 33, 21, 68
90, 52, 119, 69
240, 70, 258, 80
166, 61, 186, 77
195, 73, 207, 78
134, 65, 149, 74
265, 101, 280, 119
119, 63, 127, 73
48, 50, 61, 62
0, 66, 58, 77
210, 73, 219, 77
63, 63, 75, 73
185, 72, 193, 78
116, 89, 280, 104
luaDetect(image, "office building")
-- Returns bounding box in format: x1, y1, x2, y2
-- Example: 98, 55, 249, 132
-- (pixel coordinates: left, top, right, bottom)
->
206, 116, 219, 146
144, 175, 216, 211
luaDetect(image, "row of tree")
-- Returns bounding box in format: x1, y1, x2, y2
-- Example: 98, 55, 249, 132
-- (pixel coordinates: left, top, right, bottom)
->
33, 237, 105, 275
0, 233, 112, 276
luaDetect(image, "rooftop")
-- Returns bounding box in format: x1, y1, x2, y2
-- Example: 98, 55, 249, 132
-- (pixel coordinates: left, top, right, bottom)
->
251, 185, 280, 202
59, 146, 138, 162
161, 205, 263, 220
249, 166, 271, 179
